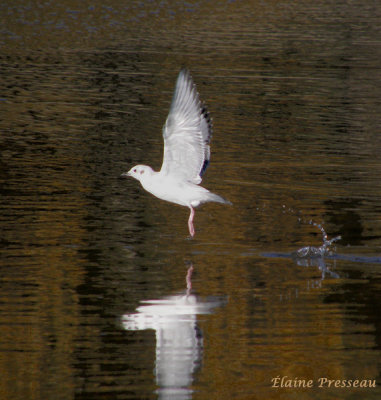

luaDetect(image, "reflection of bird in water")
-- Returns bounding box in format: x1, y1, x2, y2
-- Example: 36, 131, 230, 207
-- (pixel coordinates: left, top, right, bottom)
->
122, 265, 226, 399
122, 69, 231, 237
185, 264, 193, 293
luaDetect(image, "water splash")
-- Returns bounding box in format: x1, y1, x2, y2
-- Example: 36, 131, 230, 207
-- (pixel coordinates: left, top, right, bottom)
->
278, 205, 341, 258
291, 220, 341, 281
293, 220, 341, 259
259, 205, 342, 281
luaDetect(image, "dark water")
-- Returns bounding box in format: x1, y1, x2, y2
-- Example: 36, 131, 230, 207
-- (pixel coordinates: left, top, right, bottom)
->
1, 1, 381, 399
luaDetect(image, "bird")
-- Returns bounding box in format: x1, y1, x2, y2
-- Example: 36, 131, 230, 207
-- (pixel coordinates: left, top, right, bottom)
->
122, 69, 231, 237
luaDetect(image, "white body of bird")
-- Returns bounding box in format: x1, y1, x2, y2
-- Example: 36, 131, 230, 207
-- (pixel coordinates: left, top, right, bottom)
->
123, 69, 231, 236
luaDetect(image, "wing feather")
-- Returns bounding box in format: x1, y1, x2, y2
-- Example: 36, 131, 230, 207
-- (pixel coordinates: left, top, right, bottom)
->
160, 69, 212, 184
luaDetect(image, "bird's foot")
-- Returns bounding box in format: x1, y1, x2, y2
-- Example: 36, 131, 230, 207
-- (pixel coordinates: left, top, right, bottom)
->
188, 207, 195, 237
188, 220, 195, 237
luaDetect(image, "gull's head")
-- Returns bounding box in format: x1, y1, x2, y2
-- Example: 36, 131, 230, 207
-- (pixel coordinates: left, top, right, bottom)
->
121, 165, 154, 181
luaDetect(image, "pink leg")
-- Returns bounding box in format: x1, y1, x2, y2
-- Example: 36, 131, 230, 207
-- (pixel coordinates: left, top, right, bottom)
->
188, 206, 195, 237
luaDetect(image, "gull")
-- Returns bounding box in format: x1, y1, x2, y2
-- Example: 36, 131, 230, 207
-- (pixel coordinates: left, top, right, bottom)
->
122, 69, 231, 237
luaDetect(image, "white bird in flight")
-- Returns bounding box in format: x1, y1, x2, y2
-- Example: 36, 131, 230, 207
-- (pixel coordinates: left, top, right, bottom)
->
122, 69, 231, 237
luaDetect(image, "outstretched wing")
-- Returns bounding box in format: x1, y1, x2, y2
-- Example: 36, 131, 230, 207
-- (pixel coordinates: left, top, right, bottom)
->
160, 69, 212, 184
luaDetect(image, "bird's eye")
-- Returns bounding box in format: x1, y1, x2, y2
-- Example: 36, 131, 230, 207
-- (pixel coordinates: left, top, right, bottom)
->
133, 169, 137, 173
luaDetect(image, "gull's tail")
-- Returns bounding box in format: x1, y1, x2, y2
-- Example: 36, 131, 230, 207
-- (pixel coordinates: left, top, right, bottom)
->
207, 192, 232, 205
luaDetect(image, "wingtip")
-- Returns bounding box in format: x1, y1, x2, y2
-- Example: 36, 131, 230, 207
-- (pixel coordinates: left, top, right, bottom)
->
179, 67, 190, 76
177, 68, 193, 88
